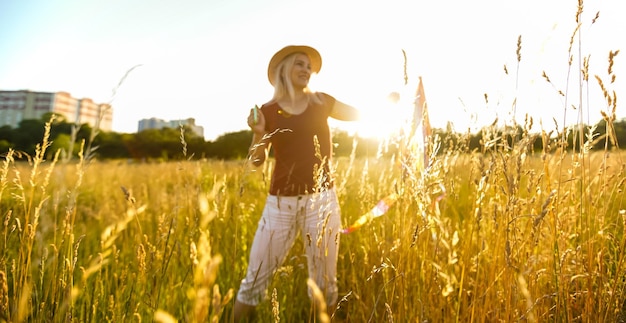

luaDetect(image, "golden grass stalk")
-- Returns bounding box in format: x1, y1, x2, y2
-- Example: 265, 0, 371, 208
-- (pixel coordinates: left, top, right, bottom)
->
307, 278, 329, 323
271, 288, 280, 322
0, 271, 8, 321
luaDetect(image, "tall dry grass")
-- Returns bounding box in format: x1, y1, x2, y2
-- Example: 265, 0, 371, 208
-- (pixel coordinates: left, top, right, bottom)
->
0, 128, 624, 322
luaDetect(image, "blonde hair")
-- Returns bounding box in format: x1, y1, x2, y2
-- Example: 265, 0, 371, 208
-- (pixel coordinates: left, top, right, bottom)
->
271, 53, 323, 105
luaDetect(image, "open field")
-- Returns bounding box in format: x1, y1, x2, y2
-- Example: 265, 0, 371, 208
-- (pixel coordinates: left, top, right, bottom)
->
1, 127, 625, 322
1, 0, 624, 321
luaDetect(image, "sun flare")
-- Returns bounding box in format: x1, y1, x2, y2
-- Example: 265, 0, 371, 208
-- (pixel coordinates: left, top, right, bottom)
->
335, 91, 416, 141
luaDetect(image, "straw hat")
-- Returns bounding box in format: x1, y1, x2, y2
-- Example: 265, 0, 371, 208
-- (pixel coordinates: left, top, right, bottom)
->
267, 45, 322, 85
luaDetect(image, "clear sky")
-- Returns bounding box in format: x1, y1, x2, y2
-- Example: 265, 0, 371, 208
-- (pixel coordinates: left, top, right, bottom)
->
1, 0, 623, 140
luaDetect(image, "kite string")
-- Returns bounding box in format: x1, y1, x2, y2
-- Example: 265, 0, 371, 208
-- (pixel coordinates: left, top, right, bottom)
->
342, 76, 432, 234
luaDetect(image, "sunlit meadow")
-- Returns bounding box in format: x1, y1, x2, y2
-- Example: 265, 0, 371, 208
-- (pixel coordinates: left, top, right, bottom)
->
1, 2, 625, 322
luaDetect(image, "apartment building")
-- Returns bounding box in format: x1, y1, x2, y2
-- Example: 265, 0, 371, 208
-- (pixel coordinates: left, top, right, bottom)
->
138, 117, 204, 138
0, 90, 112, 131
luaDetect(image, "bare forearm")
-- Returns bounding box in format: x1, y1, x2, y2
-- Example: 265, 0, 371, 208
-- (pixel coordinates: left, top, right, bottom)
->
330, 100, 360, 121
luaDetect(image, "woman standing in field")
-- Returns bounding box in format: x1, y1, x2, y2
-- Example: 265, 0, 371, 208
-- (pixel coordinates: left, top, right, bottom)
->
233, 45, 360, 322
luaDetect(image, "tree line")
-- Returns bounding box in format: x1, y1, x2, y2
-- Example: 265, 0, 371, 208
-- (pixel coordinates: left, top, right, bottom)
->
0, 113, 624, 161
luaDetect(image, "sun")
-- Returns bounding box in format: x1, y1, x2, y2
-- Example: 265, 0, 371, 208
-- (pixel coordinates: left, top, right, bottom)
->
334, 91, 415, 141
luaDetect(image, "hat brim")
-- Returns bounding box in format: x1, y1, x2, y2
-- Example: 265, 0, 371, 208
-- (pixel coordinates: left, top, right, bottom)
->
267, 45, 322, 85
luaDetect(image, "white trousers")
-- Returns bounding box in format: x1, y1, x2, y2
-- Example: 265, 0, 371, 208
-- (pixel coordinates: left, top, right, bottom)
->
236, 188, 341, 306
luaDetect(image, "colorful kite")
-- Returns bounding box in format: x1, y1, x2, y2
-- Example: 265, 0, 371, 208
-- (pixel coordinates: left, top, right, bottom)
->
341, 76, 431, 234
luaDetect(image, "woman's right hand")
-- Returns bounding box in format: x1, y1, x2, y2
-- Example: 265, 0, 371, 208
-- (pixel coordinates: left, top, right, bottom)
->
247, 106, 266, 134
